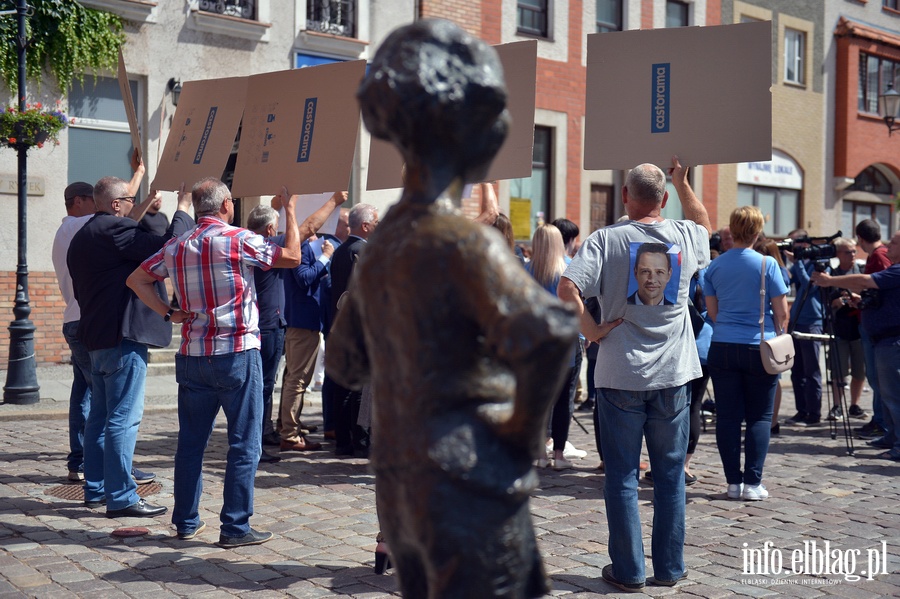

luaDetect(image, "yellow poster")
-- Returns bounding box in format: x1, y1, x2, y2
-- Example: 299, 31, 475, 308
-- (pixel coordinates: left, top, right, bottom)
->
510, 197, 532, 241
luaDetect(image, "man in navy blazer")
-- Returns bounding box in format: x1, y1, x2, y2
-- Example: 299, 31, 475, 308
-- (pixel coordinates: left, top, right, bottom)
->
278, 235, 333, 452
68, 176, 193, 518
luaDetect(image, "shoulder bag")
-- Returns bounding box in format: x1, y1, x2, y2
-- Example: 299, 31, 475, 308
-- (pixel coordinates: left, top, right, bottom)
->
758, 258, 794, 374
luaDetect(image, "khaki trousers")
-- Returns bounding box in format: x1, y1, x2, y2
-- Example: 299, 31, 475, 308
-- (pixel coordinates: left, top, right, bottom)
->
278, 328, 320, 442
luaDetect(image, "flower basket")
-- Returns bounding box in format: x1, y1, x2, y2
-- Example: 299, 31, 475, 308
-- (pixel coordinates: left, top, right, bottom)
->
0, 102, 72, 149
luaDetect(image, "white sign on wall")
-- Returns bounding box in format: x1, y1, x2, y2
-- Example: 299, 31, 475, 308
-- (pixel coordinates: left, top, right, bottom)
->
737, 150, 803, 190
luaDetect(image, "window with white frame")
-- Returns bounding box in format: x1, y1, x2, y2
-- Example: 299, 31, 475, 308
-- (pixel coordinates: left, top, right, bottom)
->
859, 53, 900, 114
306, 0, 356, 37
843, 202, 891, 239
736, 152, 802, 237
68, 76, 140, 190
784, 28, 805, 85
596, 0, 621, 33
198, 0, 256, 19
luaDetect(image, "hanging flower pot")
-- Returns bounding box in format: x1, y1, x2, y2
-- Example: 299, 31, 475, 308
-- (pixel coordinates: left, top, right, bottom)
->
0, 101, 72, 149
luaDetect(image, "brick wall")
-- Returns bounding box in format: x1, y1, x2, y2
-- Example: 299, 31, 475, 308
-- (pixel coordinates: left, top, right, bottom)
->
0, 270, 68, 367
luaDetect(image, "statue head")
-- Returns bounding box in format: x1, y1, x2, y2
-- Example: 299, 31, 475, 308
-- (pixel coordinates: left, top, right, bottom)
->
358, 19, 510, 203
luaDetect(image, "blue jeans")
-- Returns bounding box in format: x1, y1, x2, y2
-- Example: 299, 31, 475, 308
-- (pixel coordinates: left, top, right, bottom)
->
598, 384, 689, 584
63, 321, 92, 474
874, 338, 900, 455
259, 326, 285, 438
83, 340, 147, 509
790, 323, 822, 420
173, 350, 263, 538
859, 328, 886, 430
707, 343, 777, 486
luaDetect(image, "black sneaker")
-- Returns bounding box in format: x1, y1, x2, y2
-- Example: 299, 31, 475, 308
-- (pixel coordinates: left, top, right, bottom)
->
217, 528, 273, 548
602, 564, 644, 593
848, 405, 868, 419
827, 406, 843, 421
856, 422, 886, 440
784, 412, 807, 425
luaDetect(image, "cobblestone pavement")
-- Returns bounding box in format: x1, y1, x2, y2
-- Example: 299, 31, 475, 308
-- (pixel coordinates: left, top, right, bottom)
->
0, 366, 898, 597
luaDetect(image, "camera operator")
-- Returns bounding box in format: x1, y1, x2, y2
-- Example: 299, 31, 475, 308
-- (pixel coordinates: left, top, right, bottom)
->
813, 231, 900, 462
825, 238, 867, 421
853, 219, 892, 441
784, 229, 826, 427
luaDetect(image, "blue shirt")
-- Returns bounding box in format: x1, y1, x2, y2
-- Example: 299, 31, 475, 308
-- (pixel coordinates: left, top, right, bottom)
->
254, 234, 286, 330
862, 263, 900, 344
789, 260, 824, 327
704, 249, 789, 345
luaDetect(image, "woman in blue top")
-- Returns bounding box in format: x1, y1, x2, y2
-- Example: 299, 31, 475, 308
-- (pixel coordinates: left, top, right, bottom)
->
527, 224, 579, 470
704, 207, 789, 502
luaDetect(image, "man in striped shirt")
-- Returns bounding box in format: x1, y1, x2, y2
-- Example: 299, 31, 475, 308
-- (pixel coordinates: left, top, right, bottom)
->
127, 177, 345, 546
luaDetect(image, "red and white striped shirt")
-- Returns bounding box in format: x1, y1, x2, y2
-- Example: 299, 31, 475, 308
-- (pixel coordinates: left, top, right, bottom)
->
141, 216, 282, 356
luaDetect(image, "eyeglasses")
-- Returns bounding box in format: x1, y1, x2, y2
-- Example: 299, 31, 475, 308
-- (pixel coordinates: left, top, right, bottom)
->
116, 196, 136, 203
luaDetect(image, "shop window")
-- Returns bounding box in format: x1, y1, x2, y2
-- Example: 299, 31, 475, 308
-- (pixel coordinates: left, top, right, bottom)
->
784, 28, 805, 86
666, 1, 689, 28
738, 185, 799, 237
510, 127, 552, 241
843, 202, 891, 239
68, 76, 140, 189
518, 0, 550, 38
596, 0, 622, 33
859, 53, 900, 114
848, 166, 892, 194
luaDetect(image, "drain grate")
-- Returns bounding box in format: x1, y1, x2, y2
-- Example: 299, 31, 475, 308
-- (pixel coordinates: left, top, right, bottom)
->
45, 482, 162, 501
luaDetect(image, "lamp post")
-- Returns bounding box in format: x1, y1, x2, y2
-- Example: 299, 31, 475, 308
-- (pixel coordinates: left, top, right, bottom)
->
3, 0, 39, 404
879, 82, 900, 136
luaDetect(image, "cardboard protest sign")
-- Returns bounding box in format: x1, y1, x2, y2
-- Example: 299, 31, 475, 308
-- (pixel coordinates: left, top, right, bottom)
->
152, 76, 248, 192
117, 49, 142, 162
583, 21, 772, 170
230, 60, 366, 197
365, 40, 538, 191
295, 192, 341, 237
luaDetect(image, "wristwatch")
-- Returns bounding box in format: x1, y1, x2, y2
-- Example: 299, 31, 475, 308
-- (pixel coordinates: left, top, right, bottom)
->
164, 308, 176, 322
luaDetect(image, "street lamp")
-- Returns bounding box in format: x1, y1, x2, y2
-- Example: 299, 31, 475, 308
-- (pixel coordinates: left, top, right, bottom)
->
878, 82, 900, 136
2, 0, 40, 404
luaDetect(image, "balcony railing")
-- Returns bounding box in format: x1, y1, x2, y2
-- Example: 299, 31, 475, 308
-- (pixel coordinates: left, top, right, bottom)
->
198, 0, 256, 20
307, 0, 355, 38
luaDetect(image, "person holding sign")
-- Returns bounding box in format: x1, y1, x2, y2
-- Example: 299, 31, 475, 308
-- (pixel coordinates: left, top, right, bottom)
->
127, 180, 346, 546
559, 158, 710, 592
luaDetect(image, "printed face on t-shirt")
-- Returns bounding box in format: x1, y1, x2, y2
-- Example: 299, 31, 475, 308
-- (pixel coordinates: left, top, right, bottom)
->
634, 251, 672, 305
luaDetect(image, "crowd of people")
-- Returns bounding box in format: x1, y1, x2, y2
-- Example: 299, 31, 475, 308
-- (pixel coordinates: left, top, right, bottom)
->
50, 152, 899, 584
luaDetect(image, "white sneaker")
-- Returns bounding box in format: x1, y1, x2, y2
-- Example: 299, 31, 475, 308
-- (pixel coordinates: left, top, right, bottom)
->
742, 484, 769, 501
726, 483, 743, 500
563, 441, 587, 460
536, 457, 550, 468
553, 456, 573, 470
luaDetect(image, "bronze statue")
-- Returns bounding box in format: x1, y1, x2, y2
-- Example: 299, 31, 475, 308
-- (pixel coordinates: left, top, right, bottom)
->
326, 19, 578, 598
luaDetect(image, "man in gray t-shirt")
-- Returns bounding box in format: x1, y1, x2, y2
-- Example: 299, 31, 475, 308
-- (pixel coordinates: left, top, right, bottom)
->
558, 158, 710, 592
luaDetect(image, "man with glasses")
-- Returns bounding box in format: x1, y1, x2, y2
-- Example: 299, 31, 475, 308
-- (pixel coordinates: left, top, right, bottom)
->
68, 175, 194, 518
128, 178, 346, 546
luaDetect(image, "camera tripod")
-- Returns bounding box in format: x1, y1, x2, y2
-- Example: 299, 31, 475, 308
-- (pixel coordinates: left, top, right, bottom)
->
790, 266, 855, 456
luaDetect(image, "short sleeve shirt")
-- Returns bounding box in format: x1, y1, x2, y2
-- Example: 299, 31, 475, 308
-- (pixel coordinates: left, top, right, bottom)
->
563, 218, 710, 391
141, 216, 282, 356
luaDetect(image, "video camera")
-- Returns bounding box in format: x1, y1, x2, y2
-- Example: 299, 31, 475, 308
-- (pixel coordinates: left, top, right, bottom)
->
775, 231, 841, 270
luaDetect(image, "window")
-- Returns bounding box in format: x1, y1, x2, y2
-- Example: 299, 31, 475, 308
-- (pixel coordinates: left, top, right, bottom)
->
885, 1, 900, 12
843, 202, 891, 239
306, 0, 356, 37
849, 166, 892, 194
596, 0, 622, 33
198, 0, 255, 20
68, 76, 140, 189
784, 28, 805, 85
738, 185, 799, 237
510, 127, 552, 240
518, 0, 549, 38
665, 1, 689, 28
859, 53, 900, 114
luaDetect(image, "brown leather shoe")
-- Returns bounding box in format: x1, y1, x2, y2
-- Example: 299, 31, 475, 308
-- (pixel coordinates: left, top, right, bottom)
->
323, 430, 336, 440
280, 437, 322, 452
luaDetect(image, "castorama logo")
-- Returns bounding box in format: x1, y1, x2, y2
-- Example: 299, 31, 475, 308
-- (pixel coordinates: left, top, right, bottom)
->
297, 98, 317, 163
652, 63, 670, 134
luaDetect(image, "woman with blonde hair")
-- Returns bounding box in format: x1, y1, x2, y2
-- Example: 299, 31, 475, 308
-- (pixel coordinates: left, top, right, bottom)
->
528, 224, 580, 469
704, 206, 790, 501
